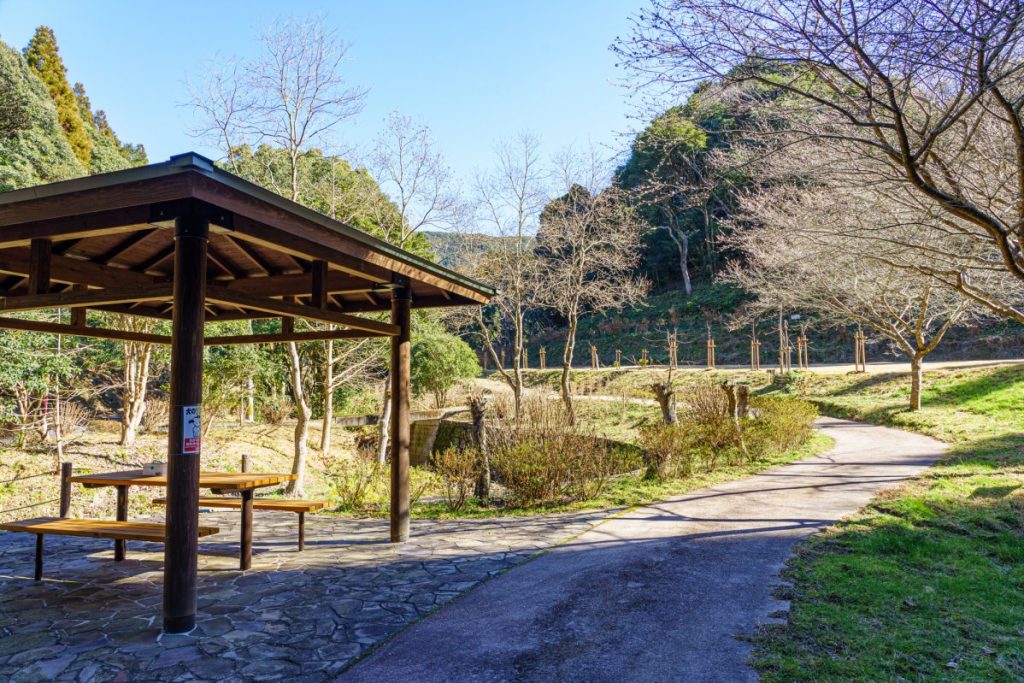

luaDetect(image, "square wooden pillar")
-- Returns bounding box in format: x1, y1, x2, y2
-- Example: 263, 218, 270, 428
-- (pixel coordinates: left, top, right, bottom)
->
163, 210, 209, 634
390, 285, 411, 542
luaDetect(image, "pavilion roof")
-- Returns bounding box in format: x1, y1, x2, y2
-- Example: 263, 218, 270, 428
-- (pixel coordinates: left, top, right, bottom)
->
0, 152, 493, 336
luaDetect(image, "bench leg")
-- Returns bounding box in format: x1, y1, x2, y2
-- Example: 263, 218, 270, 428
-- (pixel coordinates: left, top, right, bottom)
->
114, 485, 128, 561
240, 489, 253, 570
298, 512, 305, 552
34, 534, 43, 581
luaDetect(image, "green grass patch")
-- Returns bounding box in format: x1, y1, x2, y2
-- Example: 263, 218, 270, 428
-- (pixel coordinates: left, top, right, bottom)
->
755, 362, 1024, 682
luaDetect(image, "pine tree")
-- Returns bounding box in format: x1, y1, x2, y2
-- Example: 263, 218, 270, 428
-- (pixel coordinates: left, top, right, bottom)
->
23, 26, 92, 167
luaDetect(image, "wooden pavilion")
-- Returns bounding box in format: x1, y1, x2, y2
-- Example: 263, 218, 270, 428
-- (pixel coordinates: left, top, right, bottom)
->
0, 152, 494, 633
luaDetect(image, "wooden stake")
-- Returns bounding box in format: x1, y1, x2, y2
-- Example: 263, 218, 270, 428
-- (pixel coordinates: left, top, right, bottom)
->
590, 344, 598, 369
615, 349, 622, 366
706, 338, 716, 370
539, 347, 546, 370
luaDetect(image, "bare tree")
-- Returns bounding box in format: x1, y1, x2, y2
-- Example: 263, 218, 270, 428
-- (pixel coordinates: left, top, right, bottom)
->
318, 338, 381, 458
188, 15, 367, 496
458, 133, 549, 420
726, 183, 982, 410
616, 0, 1024, 322
368, 111, 464, 248
540, 148, 649, 422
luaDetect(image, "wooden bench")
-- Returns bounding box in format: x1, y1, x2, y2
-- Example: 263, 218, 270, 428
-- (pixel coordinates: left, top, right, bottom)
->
0, 517, 220, 580
154, 497, 326, 551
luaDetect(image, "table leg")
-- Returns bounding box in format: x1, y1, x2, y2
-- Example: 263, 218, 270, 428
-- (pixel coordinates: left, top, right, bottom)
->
240, 489, 253, 570
114, 485, 128, 561
298, 512, 305, 552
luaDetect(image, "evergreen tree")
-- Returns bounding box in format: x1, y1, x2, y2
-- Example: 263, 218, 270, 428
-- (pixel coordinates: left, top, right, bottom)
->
72, 82, 147, 172
0, 39, 81, 190
23, 26, 92, 167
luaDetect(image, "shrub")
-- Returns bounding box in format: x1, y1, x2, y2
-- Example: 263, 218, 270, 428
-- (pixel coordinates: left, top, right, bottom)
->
329, 457, 388, 512
434, 446, 480, 511
746, 395, 817, 456
638, 422, 695, 479
55, 400, 91, 438
410, 328, 481, 408
141, 397, 168, 433
261, 396, 293, 425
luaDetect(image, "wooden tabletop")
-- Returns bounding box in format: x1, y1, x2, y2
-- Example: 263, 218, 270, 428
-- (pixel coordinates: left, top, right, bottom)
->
68, 470, 297, 490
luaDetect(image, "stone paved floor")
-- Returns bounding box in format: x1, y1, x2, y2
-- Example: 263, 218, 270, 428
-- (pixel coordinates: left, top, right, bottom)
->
0, 508, 614, 682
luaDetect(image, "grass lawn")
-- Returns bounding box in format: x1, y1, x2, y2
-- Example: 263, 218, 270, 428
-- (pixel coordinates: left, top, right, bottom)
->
754, 363, 1024, 682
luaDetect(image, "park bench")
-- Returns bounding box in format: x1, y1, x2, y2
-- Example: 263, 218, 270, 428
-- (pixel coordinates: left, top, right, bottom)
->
0, 517, 219, 580
153, 497, 325, 550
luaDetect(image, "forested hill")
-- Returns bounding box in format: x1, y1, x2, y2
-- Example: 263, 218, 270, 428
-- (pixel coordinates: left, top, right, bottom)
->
0, 27, 147, 191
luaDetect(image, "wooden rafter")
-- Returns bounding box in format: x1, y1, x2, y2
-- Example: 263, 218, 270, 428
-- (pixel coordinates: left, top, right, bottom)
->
205, 286, 399, 335
0, 283, 172, 313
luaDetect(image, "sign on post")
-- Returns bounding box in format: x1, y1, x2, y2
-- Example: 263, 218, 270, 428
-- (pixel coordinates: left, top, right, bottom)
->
183, 405, 201, 454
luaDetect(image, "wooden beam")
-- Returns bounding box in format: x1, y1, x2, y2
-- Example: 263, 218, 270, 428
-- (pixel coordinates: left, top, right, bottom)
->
92, 229, 156, 266
0, 316, 171, 344
69, 285, 86, 326
136, 244, 175, 273
222, 270, 377, 297
222, 235, 274, 275
205, 286, 399, 336
0, 282, 172, 313
206, 329, 387, 345
28, 239, 51, 295
311, 260, 328, 310
0, 247, 156, 289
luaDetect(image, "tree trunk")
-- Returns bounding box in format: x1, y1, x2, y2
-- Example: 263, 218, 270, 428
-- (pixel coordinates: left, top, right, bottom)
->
651, 382, 678, 425
246, 377, 255, 422
469, 394, 490, 500
909, 355, 923, 411
377, 383, 392, 464
119, 340, 152, 447
320, 340, 334, 456
667, 225, 692, 296
285, 341, 310, 496
560, 318, 578, 426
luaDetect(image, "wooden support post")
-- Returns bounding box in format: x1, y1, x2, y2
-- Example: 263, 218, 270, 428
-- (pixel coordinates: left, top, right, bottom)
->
34, 534, 43, 581
28, 238, 51, 295
114, 486, 128, 561
390, 284, 412, 543
240, 489, 253, 570
706, 338, 716, 370
590, 344, 598, 369
539, 347, 546, 370
70, 285, 87, 327
59, 462, 72, 518
298, 511, 305, 551
163, 210, 208, 635
615, 349, 622, 366
310, 260, 328, 310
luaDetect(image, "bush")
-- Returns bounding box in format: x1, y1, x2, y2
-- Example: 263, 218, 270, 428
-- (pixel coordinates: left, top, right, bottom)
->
328, 457, 388, 512
410, 328, 481, 408
261, 396, 293, 425
746, 395, 817, 456
141, 398, 168, 433
638, 394, 817, 481
488, 395, 637, 507
434, 446, 480, 511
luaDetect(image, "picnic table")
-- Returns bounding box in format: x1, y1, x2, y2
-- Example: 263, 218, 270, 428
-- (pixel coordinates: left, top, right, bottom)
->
68, 470, 296, 569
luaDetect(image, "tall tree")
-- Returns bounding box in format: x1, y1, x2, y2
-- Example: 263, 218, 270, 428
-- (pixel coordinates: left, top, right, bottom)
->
460, 133, 549, 420
188, 18, 372, 495
23, 26, 92, 167
540, 150, 649, 422
616, 0, 1024, 323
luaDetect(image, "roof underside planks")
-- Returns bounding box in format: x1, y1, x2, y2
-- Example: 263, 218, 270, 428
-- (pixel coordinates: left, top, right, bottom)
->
0, 153, 493, 339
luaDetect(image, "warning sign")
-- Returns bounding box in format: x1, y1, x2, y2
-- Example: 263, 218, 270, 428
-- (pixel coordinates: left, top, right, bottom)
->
183, 405, 201, 454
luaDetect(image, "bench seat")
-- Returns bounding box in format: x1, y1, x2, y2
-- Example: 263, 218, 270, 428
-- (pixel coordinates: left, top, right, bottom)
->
153, 496, 325, 551
153, 497, 326, 513
0, 517, 219, 580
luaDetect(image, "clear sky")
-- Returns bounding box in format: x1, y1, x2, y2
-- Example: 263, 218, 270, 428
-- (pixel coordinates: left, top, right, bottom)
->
0, 0, 651, 188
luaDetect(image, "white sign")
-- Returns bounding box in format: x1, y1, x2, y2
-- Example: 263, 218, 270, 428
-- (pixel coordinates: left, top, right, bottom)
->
183, 405, 201, 454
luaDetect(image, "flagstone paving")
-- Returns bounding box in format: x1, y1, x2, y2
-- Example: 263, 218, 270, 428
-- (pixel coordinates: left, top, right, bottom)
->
0, 507, 613, 682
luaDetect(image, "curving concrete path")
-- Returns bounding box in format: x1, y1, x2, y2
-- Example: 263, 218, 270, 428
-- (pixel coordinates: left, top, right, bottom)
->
341, 417, 946, 683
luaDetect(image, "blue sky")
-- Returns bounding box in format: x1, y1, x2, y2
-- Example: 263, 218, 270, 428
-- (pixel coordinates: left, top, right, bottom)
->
0, 0, 653, 189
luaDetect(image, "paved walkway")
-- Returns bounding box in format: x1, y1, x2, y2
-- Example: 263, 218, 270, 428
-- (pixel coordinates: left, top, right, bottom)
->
0, 508, 612, 682
342, 418, 946, 682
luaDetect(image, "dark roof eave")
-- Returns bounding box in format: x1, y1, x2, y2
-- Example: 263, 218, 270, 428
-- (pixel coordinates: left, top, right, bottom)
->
0, 152, 496, 301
